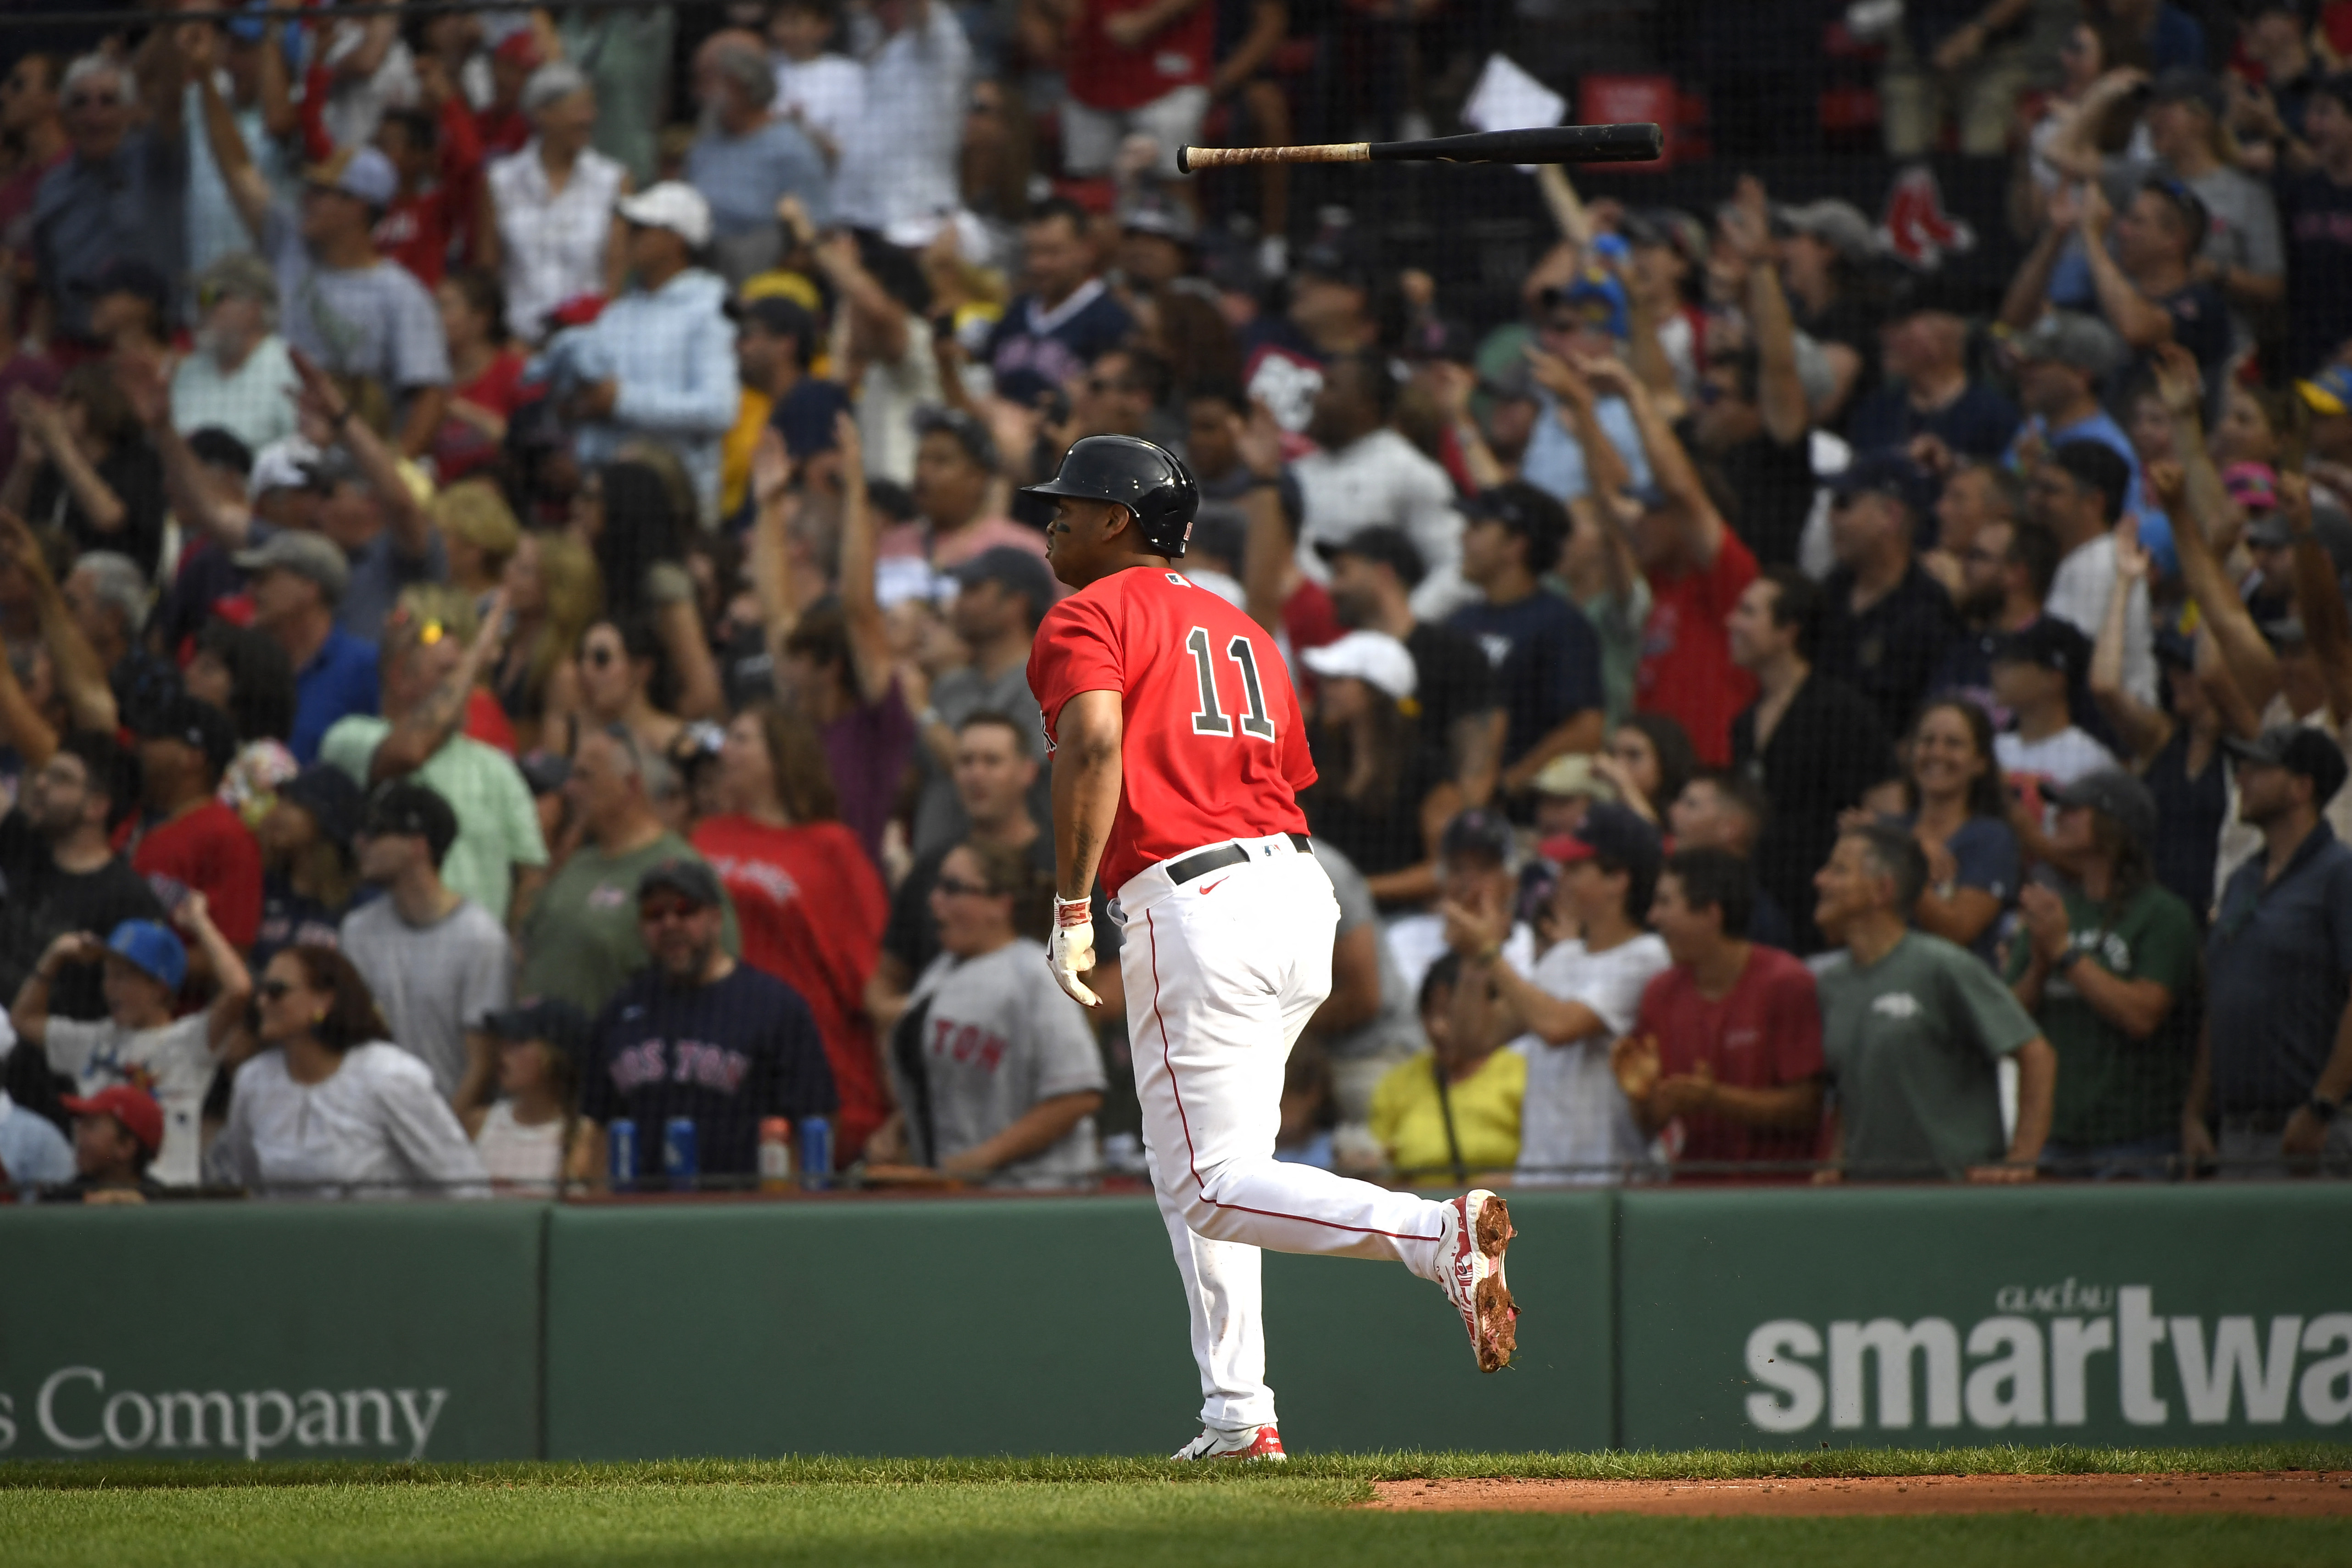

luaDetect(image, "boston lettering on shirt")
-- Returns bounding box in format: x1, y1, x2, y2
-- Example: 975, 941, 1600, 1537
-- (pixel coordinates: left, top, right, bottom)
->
581, 965, 837, 1177
1028, 566, 1314, 896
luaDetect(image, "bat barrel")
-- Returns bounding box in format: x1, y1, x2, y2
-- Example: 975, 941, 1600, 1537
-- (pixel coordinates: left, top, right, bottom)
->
1176, 123, 1662, 173
1370, 123, 1664, 165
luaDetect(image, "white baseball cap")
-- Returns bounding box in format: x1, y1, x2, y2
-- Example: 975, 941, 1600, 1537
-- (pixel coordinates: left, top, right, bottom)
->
616, 182, 713, 249
1301, 630, 1417, 702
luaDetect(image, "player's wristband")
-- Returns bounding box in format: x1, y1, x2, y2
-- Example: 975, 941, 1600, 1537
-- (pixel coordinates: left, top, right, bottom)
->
1054, 895, 1093, 929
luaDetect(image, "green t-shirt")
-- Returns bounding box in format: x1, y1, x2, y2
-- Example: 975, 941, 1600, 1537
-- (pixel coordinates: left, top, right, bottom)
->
515, 832, 740, 1016
1817, 931, 2040, 1177
322, 719, 548, 923
2002, 881, 2199, 1148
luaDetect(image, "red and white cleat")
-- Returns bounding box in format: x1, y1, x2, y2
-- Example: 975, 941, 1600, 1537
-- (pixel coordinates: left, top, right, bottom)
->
1170, 1425, 1287, 1462
1437, 1189, 1518, 1373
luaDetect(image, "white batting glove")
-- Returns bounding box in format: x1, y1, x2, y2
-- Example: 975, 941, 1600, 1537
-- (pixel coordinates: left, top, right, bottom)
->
1047, 895, 1102, 1007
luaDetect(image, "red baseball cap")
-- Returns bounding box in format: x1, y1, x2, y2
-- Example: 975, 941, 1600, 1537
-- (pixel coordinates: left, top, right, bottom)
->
61, 1086, 164, 1156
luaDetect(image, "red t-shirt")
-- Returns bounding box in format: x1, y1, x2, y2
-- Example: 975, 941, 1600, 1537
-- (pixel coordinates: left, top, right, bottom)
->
133, 800, 263, 950
1636, 943, 1824, 1174
434, 349, 534, 481
375, 188, 454, 287
1068, 0, 1215, 111
692, 815, 890, 1159
1635, 529, 1759, 767
1028, 565, 1314, 896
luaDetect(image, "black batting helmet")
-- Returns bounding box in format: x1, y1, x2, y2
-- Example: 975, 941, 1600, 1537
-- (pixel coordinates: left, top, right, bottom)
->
1018, 435, 1198, 557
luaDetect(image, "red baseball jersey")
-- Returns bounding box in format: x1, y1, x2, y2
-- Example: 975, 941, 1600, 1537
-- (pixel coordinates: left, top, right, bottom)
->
1028, 566, 1315, 896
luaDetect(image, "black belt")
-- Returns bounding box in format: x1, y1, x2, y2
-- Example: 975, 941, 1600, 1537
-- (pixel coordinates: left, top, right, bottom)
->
1166, 834, 1313, 885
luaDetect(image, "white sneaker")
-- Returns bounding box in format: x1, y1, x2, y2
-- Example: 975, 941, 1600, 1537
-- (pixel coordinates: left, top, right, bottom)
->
1170, 1424, 1287, 1462
1436, 1189, 1517, 1373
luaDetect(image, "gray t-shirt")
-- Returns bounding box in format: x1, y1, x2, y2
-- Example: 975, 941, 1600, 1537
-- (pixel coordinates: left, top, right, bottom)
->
895, 941, 1105, 1187
908, 659, 1051, 860
264, 205, 451, 394
1816, 931, 2040, 1177
340, 895, 512, 1100
1311, 840, 1419, 1063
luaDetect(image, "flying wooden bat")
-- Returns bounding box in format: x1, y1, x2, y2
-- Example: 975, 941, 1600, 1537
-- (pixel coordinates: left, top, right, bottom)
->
1176, 124, 1663, 174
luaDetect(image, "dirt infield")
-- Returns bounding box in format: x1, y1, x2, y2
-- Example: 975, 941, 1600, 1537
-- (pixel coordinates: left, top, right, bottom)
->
1365, 1472, 2352, 1517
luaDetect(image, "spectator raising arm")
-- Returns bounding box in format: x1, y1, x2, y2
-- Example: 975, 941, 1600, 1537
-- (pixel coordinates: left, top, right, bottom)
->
2285, 473, 2352, 725
1591, 355, 1725, 567
194, 30, 273, 247
2075, 183, 2174, 351
2089, 520, 2171, 764
9, 391, 130, 543
2044, 67, 2150, 182
749, 427, 802, 681
2147, 342, 2233, 539
0, 509, 113, 735
1527, 347, 1631, 500
1235, 401, 1292, 636
291, 348, 435, 564
370, 588, 511, 783
1724, 177, 1809, 447
835, 413, 897, 708
2155, 458, 2280, 716
1998, 187, 2076, 332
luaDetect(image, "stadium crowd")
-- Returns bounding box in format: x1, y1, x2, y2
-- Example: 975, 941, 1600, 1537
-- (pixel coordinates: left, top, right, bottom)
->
1, 0, 2351, 1200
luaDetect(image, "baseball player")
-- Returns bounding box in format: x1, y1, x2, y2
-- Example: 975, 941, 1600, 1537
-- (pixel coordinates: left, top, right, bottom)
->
1022, 435, 1517, 1462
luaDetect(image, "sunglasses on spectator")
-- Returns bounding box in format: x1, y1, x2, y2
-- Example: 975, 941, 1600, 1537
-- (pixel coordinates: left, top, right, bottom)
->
934, 876, 998, 898
584, 645, 619, 668
259, 979, 297, 1001
639, 898, 705, 924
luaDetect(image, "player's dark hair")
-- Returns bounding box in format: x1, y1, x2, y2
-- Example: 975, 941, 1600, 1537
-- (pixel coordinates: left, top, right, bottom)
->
1665, 846, 1754, 937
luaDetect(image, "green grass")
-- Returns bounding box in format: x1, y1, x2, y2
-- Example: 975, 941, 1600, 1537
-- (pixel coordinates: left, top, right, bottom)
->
2, 1447, 2346, 1568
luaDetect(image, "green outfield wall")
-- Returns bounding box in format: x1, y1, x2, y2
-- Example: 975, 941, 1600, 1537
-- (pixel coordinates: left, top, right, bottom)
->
1, 1187, 2344, 1460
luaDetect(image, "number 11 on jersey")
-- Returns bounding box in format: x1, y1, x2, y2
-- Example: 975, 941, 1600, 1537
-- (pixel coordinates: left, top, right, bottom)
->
1185, 625, 1276, 741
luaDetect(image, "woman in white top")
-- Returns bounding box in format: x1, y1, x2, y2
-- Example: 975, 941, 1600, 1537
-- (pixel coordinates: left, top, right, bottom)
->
869, 842, 1106, 1187
210, 947, 489, 1199
479, 63, 630, 344
463, 1000, 588, 1194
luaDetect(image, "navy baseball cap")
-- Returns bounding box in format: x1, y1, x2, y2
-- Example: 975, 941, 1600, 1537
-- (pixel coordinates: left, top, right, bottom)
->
1829, 450, 1936, 519
361, 780, 459, 863
1313, 525, 1427, 588
135, 694, 238, 778
1540, 801, 1662, 881
948, 545, 1056, 613
2224, 724, 2351, 806
1990, 616, 2091, 678
275, 762, 365, 846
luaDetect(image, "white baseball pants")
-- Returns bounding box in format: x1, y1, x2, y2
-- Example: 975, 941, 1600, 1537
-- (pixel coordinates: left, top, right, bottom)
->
1118, 834, 1453, 1432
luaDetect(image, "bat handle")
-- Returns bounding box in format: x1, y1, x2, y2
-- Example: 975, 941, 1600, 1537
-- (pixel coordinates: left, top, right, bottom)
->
1176, 143, 1371, 174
